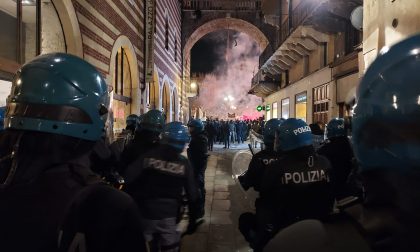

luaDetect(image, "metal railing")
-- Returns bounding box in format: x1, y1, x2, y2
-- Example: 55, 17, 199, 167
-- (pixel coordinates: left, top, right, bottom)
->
182, 0, 261, 10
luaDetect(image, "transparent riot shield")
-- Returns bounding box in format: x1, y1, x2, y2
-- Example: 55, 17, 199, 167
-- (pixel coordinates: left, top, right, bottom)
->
232, 150, 253, 194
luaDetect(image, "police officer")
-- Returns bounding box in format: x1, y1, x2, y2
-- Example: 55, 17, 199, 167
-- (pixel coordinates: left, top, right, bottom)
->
248, 118, 333, 251
124, 122, 200, 251
119, 109, 164, 173
238, 118, 284, 251
238, 118, 284, 192
262, 118, 334, 222
264, 34, 420, 252
0, 53, 147, 251
187, 119, 209, 218
111, 114, 138, 155
318, 118, 356, 201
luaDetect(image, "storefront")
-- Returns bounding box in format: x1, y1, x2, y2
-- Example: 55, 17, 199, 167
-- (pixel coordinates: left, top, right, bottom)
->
295, 92, 307, 122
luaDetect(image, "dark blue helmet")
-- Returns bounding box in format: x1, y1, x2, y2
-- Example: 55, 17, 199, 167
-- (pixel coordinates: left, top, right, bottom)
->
138, 109, 165, 133
187, 119, 204, 134
126, 114, 138, 128
325, 118, 345, 140
0, 106, 5, 131
276, 118, 312, 152
353, 34, 420, 171
161, 122, 190, 152
5, 53, 110, 141
263, 118, 285, 145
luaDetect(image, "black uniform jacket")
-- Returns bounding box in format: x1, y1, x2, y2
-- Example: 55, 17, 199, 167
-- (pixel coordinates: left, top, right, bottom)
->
187, 132, 208, 172
261, 148, 334, 221
239, 149, 279, 192
124, 145, 199, 220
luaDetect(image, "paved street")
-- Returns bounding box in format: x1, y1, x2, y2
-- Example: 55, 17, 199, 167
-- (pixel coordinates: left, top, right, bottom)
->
181, 143, 257, 252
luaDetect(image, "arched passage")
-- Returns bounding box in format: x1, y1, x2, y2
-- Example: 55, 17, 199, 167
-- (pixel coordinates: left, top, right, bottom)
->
182, 18, 269, 120
183, 18, 269, 64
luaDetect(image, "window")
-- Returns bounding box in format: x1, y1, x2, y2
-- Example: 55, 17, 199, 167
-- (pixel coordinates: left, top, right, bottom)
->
281, 98, 290, 119
313, 84, 330, 125
272, 102, 278, 119
345, 22, 362, 55
0, 0, 40, 77
164, 10, 169, 50
174, 37, 177, 62
322, 42, 327, 67
266, 107, 271, 120
295, 92, 307, 122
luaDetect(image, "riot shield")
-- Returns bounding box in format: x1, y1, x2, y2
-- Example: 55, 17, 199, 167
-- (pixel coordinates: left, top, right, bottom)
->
231, 150, 253, 195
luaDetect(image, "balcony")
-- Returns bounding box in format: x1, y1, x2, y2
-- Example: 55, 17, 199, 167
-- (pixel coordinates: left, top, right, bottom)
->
248, 69, 280, 97
258, 0, 361, 77
182, 0, 261, 11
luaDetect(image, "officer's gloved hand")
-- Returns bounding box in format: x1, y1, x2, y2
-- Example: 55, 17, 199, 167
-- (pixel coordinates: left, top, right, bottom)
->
238, 175, 250, 191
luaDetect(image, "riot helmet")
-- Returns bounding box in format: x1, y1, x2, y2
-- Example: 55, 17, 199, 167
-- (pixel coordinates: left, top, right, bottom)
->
5, 53, 110, 141
276, 118, 312, 152
161, 121, 190, 152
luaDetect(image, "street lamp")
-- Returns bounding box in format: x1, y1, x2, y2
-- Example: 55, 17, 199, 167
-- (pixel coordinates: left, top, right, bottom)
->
191, 82, 197, 89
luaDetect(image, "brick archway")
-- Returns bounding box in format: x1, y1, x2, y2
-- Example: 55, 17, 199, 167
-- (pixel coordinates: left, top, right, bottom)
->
183, 18, 269, 62
182, 18, 270, 117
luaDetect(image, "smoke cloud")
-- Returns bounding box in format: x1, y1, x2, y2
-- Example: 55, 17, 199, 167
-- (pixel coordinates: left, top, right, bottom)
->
192, 30, 263, 120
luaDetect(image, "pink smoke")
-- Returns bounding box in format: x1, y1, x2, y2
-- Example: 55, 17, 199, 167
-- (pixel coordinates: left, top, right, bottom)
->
197, 32, 263, 120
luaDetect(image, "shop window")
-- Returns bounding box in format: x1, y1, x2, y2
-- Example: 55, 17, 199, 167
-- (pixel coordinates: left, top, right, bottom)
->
281, 98, 289, 119
313, 84, 330, 125
0, 0, 40, 76
272, 102, 278, 119
295, 92, 307, 122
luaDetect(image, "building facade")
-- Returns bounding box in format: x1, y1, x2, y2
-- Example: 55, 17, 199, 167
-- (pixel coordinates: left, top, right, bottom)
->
147, 0, 183, 123
0, 0, 184, 136
252, 0, 362, 125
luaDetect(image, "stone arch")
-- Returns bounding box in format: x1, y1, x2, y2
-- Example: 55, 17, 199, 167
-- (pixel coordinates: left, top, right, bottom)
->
182, 18, 269, 121
183, 18, 269, 62
109, 35, 141, 113
147, 65, 160, 111
109, 35, 140, 132
51, 0, 83, 57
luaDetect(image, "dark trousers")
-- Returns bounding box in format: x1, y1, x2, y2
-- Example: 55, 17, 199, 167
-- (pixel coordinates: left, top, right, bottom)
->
224, 133, 230, 148
208, 136, 214, 151
238, 200, 280, 252
195, 164, 207, 217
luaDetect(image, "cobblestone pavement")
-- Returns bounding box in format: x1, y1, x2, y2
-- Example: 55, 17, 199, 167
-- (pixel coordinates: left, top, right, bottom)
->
181, 142, 258, 252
